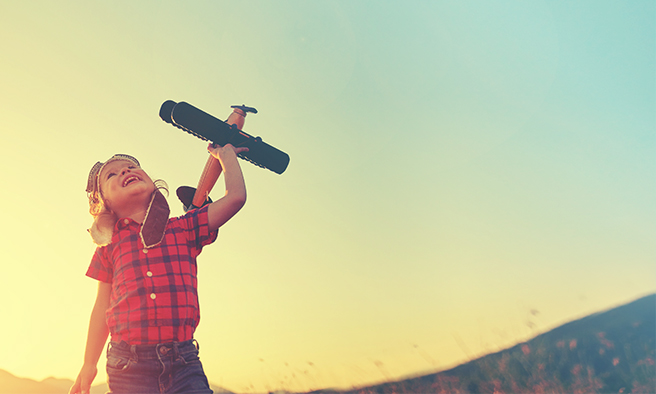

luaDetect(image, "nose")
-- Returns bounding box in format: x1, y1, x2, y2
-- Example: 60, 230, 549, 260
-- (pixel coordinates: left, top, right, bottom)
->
121, 167, 131, 175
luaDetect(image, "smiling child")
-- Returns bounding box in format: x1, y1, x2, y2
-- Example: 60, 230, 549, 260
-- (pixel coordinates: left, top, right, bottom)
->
70, 143, 247, 394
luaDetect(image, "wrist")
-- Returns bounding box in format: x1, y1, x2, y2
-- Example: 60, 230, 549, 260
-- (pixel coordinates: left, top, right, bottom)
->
218, 157, 241, 172
82, 361, 98, 368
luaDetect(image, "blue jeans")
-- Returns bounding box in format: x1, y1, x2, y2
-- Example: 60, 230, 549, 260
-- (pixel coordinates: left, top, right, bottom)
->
106, 339, 213, 394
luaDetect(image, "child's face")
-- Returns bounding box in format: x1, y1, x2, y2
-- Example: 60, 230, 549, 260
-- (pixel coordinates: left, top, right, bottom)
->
98, 159, 155, 213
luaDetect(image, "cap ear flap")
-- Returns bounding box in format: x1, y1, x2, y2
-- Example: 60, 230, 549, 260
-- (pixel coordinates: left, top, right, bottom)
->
89, 209, 117, 246
140, 189, 170, 249
87, 161, 103, 193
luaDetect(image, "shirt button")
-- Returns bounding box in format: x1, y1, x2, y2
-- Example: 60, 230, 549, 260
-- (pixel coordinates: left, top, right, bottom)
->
142, 249, 148, 254
147, 271, 153, 277
150, 293, 156, 300
123, 219, 129, 225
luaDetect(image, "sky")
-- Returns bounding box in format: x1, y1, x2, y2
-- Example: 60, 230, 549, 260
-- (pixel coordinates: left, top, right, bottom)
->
0, 1, 654, 392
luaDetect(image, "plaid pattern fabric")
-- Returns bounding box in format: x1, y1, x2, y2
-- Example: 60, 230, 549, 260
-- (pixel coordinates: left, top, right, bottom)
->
86, 205, 218, 345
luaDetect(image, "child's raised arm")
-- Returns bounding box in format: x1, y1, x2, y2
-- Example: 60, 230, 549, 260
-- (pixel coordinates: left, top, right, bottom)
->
69, 282, 110, 394
206, 143, 248, 231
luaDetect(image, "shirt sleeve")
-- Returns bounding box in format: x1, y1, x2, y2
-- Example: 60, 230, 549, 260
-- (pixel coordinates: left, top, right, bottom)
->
86, 246, 113, 283
180, 205, 219, 251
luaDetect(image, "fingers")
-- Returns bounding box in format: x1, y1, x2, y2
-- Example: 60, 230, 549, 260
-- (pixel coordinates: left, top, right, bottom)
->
68, 382, 79, 394
69, 378, 84, 394
207, 143, 249, 154
80, 379, 91, 394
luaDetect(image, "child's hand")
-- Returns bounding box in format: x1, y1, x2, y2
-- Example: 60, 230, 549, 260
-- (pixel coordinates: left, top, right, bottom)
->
69, 364, 97, 394
207, 143, 249, 163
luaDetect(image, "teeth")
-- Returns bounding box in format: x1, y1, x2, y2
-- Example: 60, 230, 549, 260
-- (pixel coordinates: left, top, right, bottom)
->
123, 176, 139, 187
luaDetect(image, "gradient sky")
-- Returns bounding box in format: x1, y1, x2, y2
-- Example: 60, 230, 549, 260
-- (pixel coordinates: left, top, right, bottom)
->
0, 1, 654, 392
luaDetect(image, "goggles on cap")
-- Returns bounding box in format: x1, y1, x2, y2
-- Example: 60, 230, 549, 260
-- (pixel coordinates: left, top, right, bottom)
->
86, 154, 141, 194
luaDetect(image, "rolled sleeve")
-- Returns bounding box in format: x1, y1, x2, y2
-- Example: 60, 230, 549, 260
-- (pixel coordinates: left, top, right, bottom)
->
181, 205, 219, 251
86, 247, 113, 283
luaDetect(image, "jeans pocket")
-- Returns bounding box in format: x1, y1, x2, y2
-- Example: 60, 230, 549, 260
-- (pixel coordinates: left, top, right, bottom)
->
106, 355, 133, 373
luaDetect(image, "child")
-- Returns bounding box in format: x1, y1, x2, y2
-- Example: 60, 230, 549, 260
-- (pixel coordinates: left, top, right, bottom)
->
70, 143, 248, 394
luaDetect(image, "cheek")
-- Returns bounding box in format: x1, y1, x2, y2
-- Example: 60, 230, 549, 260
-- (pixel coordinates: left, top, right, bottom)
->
99, 180, 121, 202
140, 173, 156, 190
103, 180, 119, 194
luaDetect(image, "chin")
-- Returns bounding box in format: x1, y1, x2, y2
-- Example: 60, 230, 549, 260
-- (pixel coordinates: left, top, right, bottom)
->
126, 183, 155, 198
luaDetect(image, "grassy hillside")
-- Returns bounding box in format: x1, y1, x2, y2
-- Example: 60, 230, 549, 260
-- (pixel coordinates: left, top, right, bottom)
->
315, 294, 655, 394
2, 295, 653, 394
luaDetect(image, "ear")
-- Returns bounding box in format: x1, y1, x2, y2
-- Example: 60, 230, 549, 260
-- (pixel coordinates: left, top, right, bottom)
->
100, 190, 115, 214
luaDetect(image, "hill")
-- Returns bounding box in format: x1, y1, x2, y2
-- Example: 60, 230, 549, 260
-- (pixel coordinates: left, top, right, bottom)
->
0, 370, 106, 394
0, 369, 233, 394
313, 293, 656, 394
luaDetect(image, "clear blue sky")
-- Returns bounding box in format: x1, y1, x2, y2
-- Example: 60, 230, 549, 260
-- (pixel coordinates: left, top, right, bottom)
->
0, 1, 653, 392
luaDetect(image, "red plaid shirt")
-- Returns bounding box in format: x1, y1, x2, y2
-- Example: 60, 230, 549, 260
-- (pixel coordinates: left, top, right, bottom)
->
86, 205, 218, 345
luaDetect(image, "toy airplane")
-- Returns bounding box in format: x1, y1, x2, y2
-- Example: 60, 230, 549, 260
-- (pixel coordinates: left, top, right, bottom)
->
160, 100, 290, 211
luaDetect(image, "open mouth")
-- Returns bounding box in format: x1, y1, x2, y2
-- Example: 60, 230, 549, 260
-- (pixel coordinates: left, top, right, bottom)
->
123, 175, 141, 187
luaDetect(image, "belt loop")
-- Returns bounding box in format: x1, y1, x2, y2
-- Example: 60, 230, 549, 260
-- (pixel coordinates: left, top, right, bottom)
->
192, 339, 199, 351
130, 344, 139, 362
173, 342, 180, 360
106, 341, 112, 354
